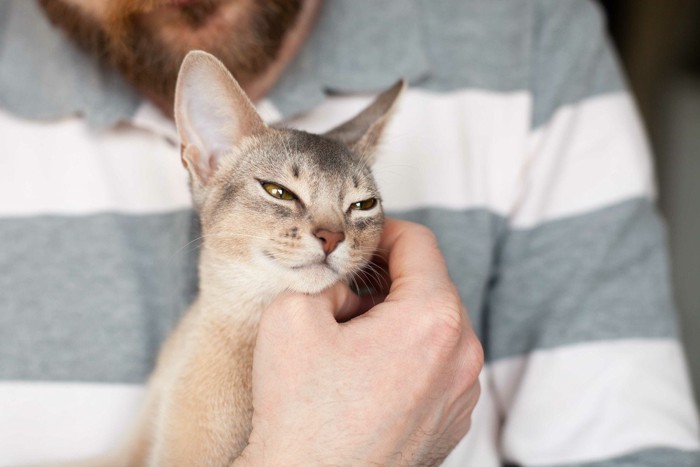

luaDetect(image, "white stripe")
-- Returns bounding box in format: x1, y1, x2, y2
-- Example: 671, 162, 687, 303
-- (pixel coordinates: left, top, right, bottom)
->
2, 90, 652, 225
2, 344, 696, 466
0, 377, 503, 466
0, 99, 279, 218
490, 339, 700, 465
511, 93, 655, 228
442, 368, 502, 467
131, 98, 283, 143
0, 108, 191, 217
286, 90, 655, 227
285, 89, 531, 217
0, 382, 145, 464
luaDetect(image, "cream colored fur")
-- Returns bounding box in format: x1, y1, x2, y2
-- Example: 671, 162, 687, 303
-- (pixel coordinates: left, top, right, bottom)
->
54, 50, 403, 467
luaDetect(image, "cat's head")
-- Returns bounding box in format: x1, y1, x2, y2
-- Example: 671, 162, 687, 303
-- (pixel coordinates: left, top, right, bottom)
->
174, 51, 403, 294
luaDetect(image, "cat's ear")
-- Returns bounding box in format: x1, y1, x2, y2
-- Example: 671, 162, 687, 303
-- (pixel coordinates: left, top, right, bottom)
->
324, 79, 405, 165
175, 50, 266, 184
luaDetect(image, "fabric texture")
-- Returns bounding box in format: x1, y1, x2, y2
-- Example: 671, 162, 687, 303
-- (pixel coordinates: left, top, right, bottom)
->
1, 0, 698, 465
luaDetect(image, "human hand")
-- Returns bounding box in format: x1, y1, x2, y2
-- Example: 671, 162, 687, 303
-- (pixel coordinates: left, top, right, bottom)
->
235, 218, 484, 466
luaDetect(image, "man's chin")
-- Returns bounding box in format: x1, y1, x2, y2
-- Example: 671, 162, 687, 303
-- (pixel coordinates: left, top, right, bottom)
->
38, 0, 302, 111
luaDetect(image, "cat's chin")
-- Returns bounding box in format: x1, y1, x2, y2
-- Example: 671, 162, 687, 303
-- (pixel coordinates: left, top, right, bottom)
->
284, 263, 341, 294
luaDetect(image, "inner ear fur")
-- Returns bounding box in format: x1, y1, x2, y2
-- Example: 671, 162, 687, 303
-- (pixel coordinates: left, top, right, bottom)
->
324, 79, 406, 165
174, 50, 267, 185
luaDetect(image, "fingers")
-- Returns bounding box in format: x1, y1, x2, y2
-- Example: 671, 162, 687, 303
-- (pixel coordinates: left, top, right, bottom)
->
377, 218, 455, 302
365, 220, 480, 362
261, 283, 373, 331
322, 282, 377, 322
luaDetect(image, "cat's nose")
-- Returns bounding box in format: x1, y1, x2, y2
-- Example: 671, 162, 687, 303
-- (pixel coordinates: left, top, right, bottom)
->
313, 228, 345, 255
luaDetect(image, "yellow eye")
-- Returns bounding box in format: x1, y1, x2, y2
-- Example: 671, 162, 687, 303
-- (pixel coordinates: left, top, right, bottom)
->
350, 198, 377, 211
262, 182, 296, 201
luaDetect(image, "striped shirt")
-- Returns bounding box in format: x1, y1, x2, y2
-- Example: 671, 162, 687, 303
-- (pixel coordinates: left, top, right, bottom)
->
1, 0, 698, 465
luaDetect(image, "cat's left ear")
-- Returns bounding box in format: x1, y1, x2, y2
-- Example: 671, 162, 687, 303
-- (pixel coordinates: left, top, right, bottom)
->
175, 50, 267, 184
324, 79, 406, 165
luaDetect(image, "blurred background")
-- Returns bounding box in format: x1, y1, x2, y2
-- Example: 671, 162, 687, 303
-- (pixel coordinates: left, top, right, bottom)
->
598, 0, 700, 404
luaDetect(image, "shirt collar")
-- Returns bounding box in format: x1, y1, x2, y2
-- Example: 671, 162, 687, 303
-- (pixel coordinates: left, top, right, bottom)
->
0, 0, 428, 127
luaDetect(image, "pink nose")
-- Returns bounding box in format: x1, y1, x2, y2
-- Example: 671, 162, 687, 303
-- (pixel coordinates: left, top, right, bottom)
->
313, 228, 345, 255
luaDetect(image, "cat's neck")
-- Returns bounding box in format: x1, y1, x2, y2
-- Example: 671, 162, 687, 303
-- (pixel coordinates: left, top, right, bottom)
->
194, 247, 284, 324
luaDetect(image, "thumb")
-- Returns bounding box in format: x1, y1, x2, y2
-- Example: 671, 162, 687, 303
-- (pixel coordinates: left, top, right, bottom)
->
260, 283, 373, 333
315, 282, 374, 323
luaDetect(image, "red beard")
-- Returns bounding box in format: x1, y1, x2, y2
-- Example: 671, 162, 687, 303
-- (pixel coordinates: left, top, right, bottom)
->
39, 0, 302, 114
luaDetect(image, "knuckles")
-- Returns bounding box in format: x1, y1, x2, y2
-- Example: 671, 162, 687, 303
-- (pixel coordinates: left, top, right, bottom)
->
410, 286, 464, 347
420, 305, 463, 350
461, 332, 484, 384
409, 298, 484, 385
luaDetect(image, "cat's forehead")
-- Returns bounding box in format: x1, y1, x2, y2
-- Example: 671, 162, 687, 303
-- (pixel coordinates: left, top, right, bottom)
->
255, 129, 360, 175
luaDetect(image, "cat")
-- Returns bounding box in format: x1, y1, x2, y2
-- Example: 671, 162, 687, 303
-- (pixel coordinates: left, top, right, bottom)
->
76, 50, 404, 467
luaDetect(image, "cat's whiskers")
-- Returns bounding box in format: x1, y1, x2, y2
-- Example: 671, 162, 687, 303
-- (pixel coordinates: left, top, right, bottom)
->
175, 233, 273, 255
351, 246, 390, 263
349, 271, 377, 305
353, 247, 389, 277
176, 234, 208, 254
352, 244, 389, 254
201, 232, 271, 242
357, 261, 391, 293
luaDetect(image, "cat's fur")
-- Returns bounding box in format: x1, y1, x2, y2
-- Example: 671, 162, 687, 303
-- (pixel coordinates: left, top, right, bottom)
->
75, 51, 403, 467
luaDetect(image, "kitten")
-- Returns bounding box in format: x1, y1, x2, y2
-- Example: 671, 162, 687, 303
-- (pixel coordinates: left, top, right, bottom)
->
91, 51, 404, 466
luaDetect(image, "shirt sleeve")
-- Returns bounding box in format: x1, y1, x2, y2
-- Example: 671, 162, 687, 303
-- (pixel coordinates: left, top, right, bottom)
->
487, 1, 700, 465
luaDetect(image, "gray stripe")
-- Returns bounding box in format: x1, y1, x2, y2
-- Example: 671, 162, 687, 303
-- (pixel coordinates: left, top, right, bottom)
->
272, 0, 626, 126
1, 0, 624, 129
505, 447, 700, 467
389, 209, 505, 338
389, 199, 677, 363
0, 0, 141, 127
0, 211, 199, 383
529, 0, 626, 128
0, 209, 497, 383
0, 199, 676, 382
269, 0, 534, 116
486, 198, 678, 361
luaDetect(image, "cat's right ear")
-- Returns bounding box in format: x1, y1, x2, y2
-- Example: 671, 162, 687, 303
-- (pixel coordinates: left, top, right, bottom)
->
174, 50, 267, 185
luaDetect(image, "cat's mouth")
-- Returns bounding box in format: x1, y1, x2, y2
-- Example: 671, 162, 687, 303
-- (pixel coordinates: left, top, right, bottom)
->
276, 258, 344, 294
290, 260, 338, 275
262, 250, 340, 275
261, 250, 343, 290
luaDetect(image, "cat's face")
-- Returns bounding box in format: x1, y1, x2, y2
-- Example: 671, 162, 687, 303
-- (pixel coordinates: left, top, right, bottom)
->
174, 50, 403, 294
199, 130, 383, 293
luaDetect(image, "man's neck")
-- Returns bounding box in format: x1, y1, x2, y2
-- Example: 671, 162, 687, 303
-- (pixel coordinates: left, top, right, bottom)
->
241, 0, 322, 104
149, 0, 321, 117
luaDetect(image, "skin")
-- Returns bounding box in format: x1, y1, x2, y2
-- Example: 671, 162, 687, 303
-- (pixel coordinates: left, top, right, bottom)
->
47, 1, 484, 464
236, 219, 483, 466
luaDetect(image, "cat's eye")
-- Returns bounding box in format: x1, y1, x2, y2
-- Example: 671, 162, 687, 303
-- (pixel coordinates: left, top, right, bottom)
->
350, 198, 377, 211
262, 182, 297, 201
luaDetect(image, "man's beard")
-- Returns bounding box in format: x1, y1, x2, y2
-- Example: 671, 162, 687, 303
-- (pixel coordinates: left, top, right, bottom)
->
38, 0, 302, 114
